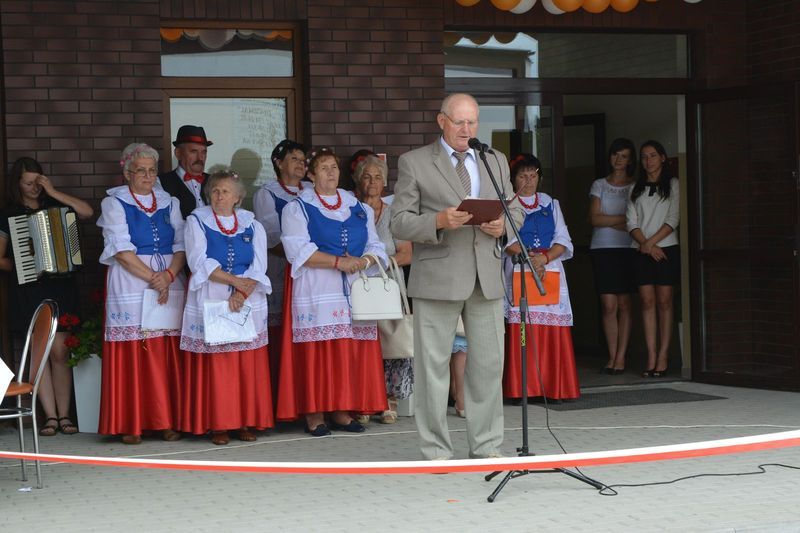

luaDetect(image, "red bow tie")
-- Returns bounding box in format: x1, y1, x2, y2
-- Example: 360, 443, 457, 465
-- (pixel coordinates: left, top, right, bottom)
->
184, 173, 204, 184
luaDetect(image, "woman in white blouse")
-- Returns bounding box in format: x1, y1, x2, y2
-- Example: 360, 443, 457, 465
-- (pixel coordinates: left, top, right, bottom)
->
97, 143, 186, 445
253, 139, 307, 391
180, 170, 273, 445
589, 138, 637, 375
503, 154, 580, 401
353, 154, 413, 424
277, 148, 388, 436
626, 140, 680, 378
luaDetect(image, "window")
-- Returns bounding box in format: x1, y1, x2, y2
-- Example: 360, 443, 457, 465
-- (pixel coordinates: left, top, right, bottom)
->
445, 32, 689, 79
161, 28, 293, 77
160, 23, 303, 209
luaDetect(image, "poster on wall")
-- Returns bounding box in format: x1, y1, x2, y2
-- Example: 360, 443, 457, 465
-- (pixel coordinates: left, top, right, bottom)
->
169, 97, 287, 208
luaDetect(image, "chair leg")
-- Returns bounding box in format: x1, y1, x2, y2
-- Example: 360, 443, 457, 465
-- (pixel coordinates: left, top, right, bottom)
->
16, 416, 27, 482
31, 412, 43, 489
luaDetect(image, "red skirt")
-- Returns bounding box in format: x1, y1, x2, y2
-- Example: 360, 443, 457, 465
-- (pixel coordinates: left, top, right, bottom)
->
99, 336, 182, 436
503, 323, 580, 400
276, 274, 388, 421
267, 325, 282, 402
180, 346, 274, 434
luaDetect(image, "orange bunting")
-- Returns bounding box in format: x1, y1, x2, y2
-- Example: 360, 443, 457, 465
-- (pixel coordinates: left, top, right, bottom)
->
582, 0, 611, 13
490, 0, 522, 9
468, 33, 492, 45
455, 0, 482, 5
610, 0, 639, 11
160, 28, 183, 42
552, 0, 582, 11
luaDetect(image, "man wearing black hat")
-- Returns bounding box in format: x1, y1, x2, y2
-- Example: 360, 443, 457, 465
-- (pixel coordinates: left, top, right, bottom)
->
158, 125, 213, 219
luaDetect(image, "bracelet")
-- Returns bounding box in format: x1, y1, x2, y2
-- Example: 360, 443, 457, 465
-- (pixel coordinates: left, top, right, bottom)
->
334, 256, 340, 269
363, 256, 371, 269
541, 252, 549, 264
165, 268, 175, 283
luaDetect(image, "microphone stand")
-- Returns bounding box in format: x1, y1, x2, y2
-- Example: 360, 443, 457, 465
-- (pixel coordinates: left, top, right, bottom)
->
472, 144, 604, 502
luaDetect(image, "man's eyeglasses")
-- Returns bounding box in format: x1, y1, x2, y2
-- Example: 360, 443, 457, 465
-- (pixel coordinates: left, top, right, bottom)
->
129, 168, 158, 178
440, 111, 478, 128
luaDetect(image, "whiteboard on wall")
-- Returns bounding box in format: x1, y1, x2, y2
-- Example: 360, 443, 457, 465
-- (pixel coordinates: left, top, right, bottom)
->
169, 97, 287, 208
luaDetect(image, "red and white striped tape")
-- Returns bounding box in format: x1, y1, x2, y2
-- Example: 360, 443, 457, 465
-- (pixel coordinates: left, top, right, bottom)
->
2, 430, 799, 475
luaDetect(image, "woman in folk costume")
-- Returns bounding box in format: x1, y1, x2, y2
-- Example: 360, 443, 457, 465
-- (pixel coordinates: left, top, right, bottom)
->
97, 143, 186, 444
180, 170, 273, 445
503, 154, 580, 401
277, 148, 388, 437
253, 139, 306, 387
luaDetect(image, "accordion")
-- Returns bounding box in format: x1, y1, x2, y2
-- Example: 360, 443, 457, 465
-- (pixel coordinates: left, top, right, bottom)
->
8, 207, 83, 285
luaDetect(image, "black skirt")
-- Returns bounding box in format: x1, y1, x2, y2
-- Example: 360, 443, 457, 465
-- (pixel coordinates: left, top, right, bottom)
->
590, 247, 637, 294
9, 275, 80, 334
634, 245, 681, 287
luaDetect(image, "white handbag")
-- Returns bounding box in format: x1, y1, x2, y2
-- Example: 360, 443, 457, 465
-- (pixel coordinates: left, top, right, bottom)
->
378, 257, 413, 359
349, 254, 403, 321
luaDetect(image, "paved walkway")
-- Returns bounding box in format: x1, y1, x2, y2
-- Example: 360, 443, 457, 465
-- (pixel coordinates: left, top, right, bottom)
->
2, 380, 800, 532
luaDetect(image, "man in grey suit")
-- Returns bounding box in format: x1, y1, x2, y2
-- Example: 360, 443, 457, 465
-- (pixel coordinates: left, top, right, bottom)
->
391, 93, 522, 460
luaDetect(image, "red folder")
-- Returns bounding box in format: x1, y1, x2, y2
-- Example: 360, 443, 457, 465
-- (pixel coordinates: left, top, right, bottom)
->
456, 198, 509, 225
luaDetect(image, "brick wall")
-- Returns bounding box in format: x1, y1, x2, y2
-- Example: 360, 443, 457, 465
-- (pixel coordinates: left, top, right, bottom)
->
306, 0, 444, 184
1, 0, 163, 281
747, 0, 800, 83
745, 0, 800, 379
444, 0, 748, 90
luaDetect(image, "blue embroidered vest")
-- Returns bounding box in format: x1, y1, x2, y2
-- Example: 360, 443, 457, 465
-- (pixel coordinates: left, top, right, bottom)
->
119, 199, 175, 256
519, 202, 555, 250
300, 200, 368, 257
199, 218, 255, 276
269, 190, 289, 230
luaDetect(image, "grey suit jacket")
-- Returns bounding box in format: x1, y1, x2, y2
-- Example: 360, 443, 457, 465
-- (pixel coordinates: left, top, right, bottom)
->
390, 139, 523, 301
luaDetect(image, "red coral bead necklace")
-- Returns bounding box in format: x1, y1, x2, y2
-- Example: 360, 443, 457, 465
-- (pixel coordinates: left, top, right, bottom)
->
213, 209, 239, 235
517, 193, 539, 210
315, 189, 342, 210
129, 186, 157, 213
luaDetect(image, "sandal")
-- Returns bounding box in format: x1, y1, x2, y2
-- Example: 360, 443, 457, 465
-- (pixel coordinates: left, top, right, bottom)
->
39, 417, 58, 437
122, 434, 142, 445
236, 428, 257, 442
58, 417, 78, 435
162, 429, 181, 441
379, 410, 398, 424
211, 431, 230, 445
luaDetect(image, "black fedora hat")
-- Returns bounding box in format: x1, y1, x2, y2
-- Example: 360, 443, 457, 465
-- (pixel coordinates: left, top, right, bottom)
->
173, 125, 213, 147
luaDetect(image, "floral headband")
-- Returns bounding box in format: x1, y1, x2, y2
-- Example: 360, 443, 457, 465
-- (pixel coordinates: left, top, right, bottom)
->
119, 144, 153, 169
509, 154, 526, 172
510, 154, 539, 175
306, 147, 335, 166
271, 139, 305, 163
350, 154, 370, 174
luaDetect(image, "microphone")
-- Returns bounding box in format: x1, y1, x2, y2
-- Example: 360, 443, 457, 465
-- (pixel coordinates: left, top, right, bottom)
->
468, 138, 493, 154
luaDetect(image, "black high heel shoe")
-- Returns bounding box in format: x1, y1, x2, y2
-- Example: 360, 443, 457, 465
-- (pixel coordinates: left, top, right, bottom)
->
650, 367, 668, 378
642, 368, 656, 378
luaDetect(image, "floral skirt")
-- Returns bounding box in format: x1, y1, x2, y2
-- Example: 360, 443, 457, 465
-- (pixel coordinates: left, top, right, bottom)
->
384, 359, 414, 400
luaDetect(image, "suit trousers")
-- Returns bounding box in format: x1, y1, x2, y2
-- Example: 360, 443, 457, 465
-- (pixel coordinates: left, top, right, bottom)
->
413, 278, 505, 459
